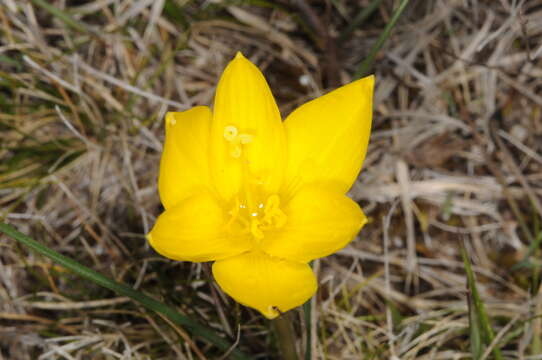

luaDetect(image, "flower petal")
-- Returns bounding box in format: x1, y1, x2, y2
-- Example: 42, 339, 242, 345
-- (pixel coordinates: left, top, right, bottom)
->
212, 251, 317, 319
262, 184, 367, 262
159, 106, 213, 209
283, 75, 374, 197
148, 191, 251, 262
210, 52, 286, 202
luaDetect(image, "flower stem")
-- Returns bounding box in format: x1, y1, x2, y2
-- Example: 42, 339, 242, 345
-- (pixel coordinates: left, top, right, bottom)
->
273, 314, 299, 360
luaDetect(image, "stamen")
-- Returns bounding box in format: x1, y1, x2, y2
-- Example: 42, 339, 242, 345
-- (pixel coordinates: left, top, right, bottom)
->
230, 145, 242, 158
224, 125, 238, 141
223, 125, 253, 158
263, 195, 287, 228
238, 134, 253, 144
251, 220, 264, 239
225, 197, 240, 230
226, 194, 286, 241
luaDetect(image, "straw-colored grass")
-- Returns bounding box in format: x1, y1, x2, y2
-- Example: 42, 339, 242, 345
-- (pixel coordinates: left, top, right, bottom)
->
1, 0, 541, 358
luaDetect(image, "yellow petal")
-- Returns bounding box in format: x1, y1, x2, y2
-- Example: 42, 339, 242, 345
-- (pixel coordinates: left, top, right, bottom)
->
210, 52, 286, 202
262, 184, 367, 262
212, 251, 317, 319
283, 75, 374, 197
159, 106, 213, 209
148, 191, 251, 262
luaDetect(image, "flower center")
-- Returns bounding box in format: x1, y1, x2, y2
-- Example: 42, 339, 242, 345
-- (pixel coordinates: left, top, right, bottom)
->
222, 125, 285, 241
226, 194, 287, 241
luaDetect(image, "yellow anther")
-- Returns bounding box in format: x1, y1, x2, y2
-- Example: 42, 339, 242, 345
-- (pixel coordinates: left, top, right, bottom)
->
251, 220, 264, 239
274, 211, 287, 228
238, 134, 253, 144
230, 145, 242, 158
223, 125, 253, 158
224, 125, 238, 141
263, 195, 287, 228
263, 209, 287, 228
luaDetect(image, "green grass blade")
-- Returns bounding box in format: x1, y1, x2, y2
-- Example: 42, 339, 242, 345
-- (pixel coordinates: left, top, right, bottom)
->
0, 55, 22, 68
340, 0, 385, 41
468, 295, 483, 359
29, 0, 90, 34
0, 222, 251, 360
163, 0, 190, 28
354, 0, 409, 79
461, 247, 503, 360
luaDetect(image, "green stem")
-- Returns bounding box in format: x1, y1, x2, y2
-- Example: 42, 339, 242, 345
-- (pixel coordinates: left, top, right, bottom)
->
303, 300, 312, 360
304, 262, 314, 360
273, 314, 299, 360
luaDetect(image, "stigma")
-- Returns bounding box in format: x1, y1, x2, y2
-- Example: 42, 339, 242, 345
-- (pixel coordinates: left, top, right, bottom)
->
223, 125, 253, 158
227, 194, 287, 241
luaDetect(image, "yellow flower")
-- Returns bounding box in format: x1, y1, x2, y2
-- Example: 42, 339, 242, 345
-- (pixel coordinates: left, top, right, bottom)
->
147, 52, 373, 319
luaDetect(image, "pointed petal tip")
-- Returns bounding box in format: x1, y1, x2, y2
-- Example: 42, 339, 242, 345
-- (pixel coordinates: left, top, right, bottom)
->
262, 307, 280, 319
263, 185, 367, 262
360, 214, 368, 228
146, 232, 157, 248
164, 107, 213, 128
211, 49, 285, 199
146, 232, 160, 253
252, 304, 283, 319
282, 74, 374, 195
164, 112, 175, 127
231, 51, 251, 67
224, 51, 254, 74
159, 106, 213, 209
356, 73, 375, 90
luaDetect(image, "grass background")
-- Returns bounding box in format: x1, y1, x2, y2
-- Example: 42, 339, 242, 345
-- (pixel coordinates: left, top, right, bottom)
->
1, 0, 542, 358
